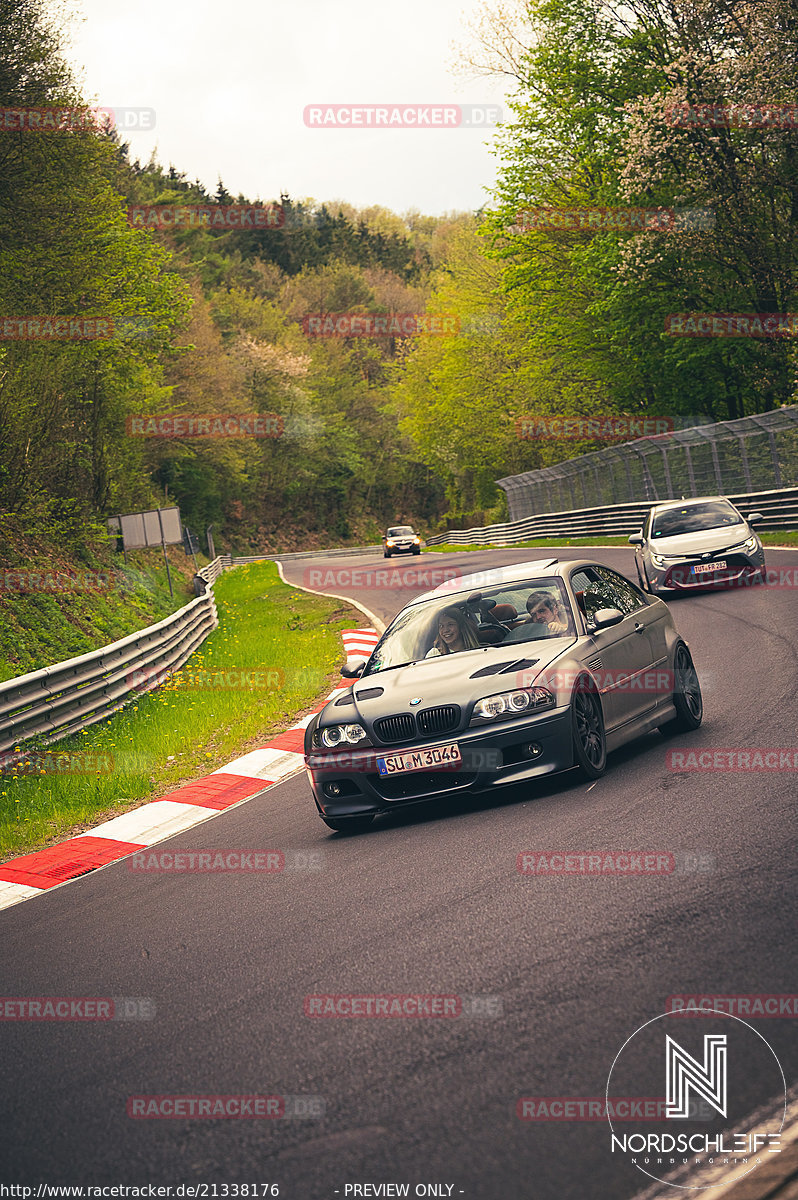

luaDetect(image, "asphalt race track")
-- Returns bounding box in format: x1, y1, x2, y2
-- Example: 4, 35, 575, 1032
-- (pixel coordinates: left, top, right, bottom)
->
2, 546, 797, 1198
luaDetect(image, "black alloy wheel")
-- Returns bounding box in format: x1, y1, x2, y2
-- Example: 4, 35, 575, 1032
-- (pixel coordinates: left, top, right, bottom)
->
659, 642, 703, 734
571, 680, 607, 779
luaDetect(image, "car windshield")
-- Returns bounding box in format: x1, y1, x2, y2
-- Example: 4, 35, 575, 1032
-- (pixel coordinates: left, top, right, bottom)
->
387, 527, 414, 536
651, 501, 743, 538
363, 578, 575, 676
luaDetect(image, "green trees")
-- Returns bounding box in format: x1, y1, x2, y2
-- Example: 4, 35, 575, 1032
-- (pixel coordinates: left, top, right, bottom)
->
390, 0, 797, 512
0, 0, 190, 543
0, 0, 446, 550
5, 0, 794, 553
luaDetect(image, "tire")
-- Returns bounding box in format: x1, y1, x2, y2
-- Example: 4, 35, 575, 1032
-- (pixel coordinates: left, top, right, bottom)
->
571, 679, 607, 779
384, 550, 391, 558
321, 816, 375, 834
412, 548, 420, 555
659, 643, 703, 735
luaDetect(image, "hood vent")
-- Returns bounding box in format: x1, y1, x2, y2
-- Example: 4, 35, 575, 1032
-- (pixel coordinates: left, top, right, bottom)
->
470, 658, 539, 679
354, 687, 384, 701
334, 692, 355, 706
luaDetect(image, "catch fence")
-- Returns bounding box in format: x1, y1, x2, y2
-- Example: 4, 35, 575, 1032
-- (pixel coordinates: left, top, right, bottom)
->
498, 407, 798, 521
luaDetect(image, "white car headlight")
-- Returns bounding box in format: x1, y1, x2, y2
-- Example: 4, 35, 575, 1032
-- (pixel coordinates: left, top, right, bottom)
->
727, 535, 759, 553
650, 552, 668, 568
471, 687, 554, 723
320, 723, 368, 748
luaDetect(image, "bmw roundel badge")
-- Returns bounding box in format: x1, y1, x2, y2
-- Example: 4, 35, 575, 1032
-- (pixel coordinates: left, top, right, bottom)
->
409, 697, 422, 706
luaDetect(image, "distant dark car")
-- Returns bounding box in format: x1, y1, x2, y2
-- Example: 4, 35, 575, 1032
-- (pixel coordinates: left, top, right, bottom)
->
383, 525, 421, 558
304, 558, 703, 832
629, 497, 765, 595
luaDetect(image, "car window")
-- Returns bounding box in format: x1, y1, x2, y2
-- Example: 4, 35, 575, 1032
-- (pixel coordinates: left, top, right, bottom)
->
593, 566, 646, 613
363, 577, 575, 675
651, 501, 742, 538
570, 566, 642, 622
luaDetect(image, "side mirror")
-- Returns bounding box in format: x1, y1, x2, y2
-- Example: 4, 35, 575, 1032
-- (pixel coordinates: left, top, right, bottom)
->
628, 531, 644, 546
341, 657, 366, 679
591, 607, 624, 630
747, 512, 763, 525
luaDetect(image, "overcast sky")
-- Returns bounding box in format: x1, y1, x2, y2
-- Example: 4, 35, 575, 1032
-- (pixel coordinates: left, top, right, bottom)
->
54, 0, 512, 217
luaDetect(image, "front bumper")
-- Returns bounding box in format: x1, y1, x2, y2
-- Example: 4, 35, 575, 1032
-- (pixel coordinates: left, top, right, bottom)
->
305, 707, 574, 818
649, 548, 765, 592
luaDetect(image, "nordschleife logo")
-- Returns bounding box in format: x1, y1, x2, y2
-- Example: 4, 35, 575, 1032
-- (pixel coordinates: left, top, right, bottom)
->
606, 1010, 785, 1190
665, 1034, 727, 1119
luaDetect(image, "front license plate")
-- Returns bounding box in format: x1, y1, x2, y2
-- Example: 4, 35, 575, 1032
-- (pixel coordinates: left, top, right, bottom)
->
377, 743, 461, 775
692, 559, 727, 574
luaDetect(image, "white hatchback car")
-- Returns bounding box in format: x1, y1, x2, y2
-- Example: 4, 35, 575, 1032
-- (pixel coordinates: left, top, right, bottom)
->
629, 497, 765, 594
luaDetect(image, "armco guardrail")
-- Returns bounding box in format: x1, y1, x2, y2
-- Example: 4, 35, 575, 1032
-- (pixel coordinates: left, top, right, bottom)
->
231, 546, 383, 563
426, 487, 798, 546
0, 546, 380, 761
0, 556, 228, 762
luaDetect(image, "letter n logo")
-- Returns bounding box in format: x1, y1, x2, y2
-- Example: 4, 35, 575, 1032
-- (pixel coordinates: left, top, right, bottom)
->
666, 1034, 727, 1118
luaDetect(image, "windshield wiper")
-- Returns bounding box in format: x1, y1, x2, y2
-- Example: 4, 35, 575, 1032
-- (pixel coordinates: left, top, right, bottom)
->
365, 659, 419, 676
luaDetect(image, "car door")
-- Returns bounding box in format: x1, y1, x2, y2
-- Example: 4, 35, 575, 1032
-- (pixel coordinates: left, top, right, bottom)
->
569, 566, 659, 731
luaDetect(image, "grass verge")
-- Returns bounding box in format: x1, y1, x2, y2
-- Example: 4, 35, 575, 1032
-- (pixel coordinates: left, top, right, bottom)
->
424, 530, 798, 552
0, 540, 207, 683
0, 560, 359, 860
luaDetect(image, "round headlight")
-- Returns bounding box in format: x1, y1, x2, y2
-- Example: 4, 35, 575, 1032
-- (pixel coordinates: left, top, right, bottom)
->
483, 696, 506, 717
344, 724, 367, 744
509, 691, 531, 711
321, 726, 344, 748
